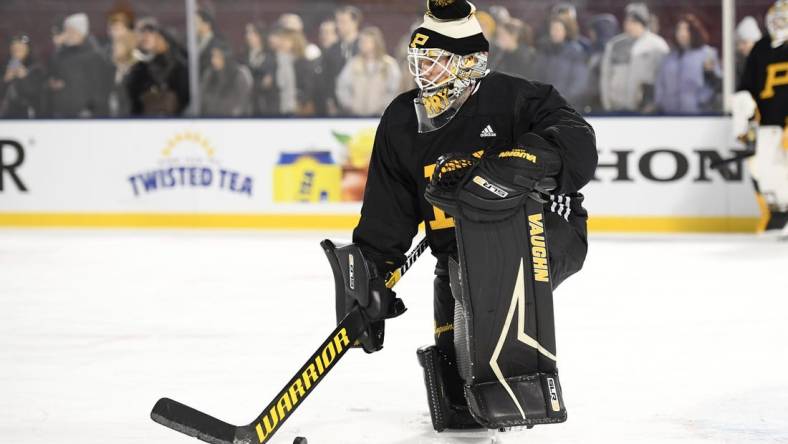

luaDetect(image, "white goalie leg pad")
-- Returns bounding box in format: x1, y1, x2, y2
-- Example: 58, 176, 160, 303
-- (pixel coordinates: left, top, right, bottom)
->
750, 126, 788, 209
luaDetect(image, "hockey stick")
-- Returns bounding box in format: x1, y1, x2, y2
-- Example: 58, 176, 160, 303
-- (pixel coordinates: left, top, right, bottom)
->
151, 237, 429, 444
709, 149, 755, 169
710, 127, 757, 170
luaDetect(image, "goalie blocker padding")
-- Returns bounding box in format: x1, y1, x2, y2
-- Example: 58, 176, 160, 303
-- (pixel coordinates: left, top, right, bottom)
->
449, 197, 567, 428
323, 240, 406, 353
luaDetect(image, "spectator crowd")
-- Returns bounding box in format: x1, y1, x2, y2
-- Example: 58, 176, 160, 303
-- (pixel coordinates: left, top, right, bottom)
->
0, 1, 765, 119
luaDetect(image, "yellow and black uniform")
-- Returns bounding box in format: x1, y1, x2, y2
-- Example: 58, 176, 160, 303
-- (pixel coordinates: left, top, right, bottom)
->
739, 37, 788, 127
353, 72, 597, 278
352, 71, 596, 429
738, 36, 788, 232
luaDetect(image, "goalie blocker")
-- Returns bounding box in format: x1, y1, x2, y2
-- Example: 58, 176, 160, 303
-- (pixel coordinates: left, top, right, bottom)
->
423, 152, 577, 429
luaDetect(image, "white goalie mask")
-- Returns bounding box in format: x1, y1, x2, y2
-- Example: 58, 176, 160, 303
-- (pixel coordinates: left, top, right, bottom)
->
407, 47, 488, 133
767, 0, 788, 47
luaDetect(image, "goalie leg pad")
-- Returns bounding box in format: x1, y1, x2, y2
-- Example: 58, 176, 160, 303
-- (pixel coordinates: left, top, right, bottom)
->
448, 199, 567, 428
751, 126, 788, 211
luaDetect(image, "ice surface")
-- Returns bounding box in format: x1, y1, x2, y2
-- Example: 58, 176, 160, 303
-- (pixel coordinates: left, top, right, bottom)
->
1, 230, 787, 444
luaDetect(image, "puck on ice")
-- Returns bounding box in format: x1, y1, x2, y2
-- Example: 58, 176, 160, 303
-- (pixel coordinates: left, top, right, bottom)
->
293, 437, 308, 444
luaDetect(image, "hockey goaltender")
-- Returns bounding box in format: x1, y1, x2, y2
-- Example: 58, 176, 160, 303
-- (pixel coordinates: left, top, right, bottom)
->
335, 0, 599, 434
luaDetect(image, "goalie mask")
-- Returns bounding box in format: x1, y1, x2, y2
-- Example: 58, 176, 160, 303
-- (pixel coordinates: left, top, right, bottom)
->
767, 0, 788, 47
407, 0, 490, 133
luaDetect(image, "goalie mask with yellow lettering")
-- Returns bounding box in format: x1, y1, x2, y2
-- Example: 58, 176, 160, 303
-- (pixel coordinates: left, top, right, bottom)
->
407, 0, 489, 132
767, 0, 788, 47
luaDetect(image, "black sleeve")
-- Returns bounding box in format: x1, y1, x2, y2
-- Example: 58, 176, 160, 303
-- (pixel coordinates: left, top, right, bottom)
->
516, 82, 598, 194
737, 38, 766, 96
352, 110, 422, 273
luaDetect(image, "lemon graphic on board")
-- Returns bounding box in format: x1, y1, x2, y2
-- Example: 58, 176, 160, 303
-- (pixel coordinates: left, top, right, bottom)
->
333, 128, 376, 169
332, 128, 376, 201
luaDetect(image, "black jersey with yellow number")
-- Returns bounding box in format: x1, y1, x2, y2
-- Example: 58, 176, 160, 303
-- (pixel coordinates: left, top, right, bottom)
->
352, 72, 598, 272
739, 37, 788, 127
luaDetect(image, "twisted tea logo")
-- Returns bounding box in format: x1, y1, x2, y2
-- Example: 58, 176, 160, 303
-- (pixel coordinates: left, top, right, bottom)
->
127, 132, 254, 197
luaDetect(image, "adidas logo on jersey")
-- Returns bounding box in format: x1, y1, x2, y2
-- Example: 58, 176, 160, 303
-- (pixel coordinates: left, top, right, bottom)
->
480, 125, 497, 138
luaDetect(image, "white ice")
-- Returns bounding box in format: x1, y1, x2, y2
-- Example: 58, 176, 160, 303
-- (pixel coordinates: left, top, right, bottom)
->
1, 230, 787, 444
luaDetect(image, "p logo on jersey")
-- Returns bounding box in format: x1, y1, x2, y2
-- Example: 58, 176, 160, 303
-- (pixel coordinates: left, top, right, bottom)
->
760, 62, 788, 99
410, 33, 430, 48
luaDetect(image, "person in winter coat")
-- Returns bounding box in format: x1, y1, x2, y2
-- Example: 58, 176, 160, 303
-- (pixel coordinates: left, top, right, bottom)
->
1, 35, 45, 118
196, 9, 223, 76
126, 21, 190, 116
489, 18, 536, 80
268, 26, 318, 116
321, 6, 362, 115
107, 30, 137, 117
655, 14, 722, 114
200, 43, 253, 116
242, 22, 278, 116
549, 2, 591, 54
585, 14, 620, 113
533, 16, 590, 109
600, 3, 669, 112
46, 13, 111, 117
335, 26, 401, 116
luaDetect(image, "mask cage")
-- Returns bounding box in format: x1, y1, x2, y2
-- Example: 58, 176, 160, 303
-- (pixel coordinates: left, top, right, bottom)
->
767, 1, 788, 43
407, 48, 462, 92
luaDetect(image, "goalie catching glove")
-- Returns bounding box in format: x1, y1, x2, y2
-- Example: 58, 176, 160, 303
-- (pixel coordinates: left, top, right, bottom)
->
425, 145, 561, 222
322, 240, 406, 353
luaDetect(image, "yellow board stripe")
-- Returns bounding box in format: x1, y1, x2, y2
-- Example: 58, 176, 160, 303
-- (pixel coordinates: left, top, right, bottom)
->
588, 216, 761, 233
0, 213, 762, 233
0, 213, 361, 230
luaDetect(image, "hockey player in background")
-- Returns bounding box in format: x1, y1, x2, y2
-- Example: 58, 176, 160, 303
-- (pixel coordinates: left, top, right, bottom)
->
733, 0, 788, 235
332, 0, 597, 433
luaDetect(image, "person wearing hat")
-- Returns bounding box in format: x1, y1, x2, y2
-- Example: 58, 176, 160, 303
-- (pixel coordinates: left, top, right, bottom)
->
126, 20, 189, 116
1, 35, 44, 118
45, 13, 111, 117
337, 0, 597, 433
585, 13, 620, 113
600, 2, 668, 112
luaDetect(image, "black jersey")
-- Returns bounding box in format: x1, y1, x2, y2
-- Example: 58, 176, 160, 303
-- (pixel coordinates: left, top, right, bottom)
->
739, 37, 788, 127
352, 72, 598, 272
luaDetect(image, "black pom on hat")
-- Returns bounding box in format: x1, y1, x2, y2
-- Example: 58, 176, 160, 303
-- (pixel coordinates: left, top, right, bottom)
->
428, 0, 473, 20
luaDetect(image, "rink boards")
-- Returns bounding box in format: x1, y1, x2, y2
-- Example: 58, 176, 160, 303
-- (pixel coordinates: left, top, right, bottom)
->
0, 117, 761, 232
